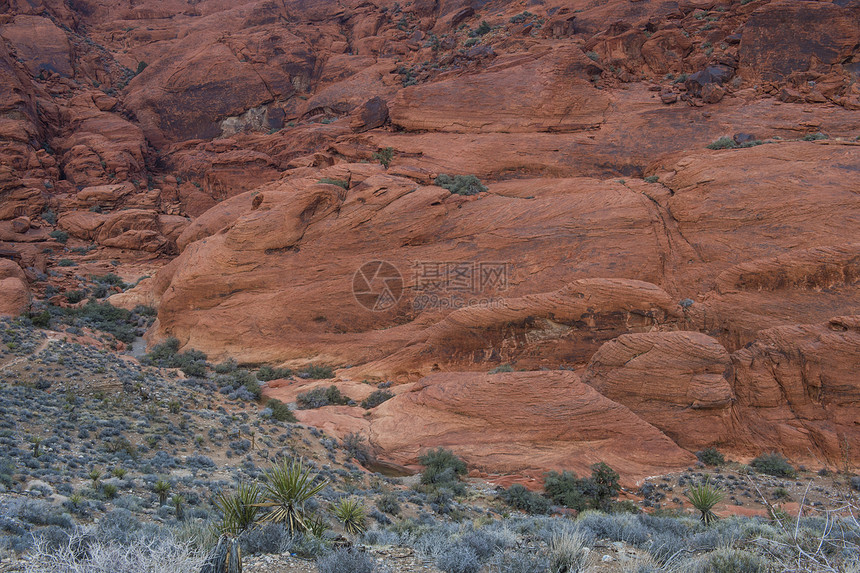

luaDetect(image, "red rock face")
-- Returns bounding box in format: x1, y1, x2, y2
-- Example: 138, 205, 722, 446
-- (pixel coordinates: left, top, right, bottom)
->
2, 0, 860, 479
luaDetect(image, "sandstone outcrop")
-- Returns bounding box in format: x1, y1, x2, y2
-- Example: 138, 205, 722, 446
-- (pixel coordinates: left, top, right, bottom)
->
369, 371, 696, 479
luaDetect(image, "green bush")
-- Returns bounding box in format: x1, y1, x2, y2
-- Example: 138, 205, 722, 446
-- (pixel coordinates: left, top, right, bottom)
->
706, 137, 737, 150
143, 337, 208, 376
419, 447, 467, 489
267, 399, 297, 423
434, 174, 487, 196
751, 452, 796, 477
696, 447, 725, 466
42, 210, 57, 225
50, 230, 69, 243
360, 389, 393, 409
376, 493, 401, 516
58, 259, 76, 267
372, 147, 394, 168
802, 132, 827, 141
643, 175, 659, 183
543, 470, 589, 511
544, 463, 620, 511
65, 290, 86, 303
488, 364, 514, 374
301, 364, 334, 379
296, 385, 350, 409
500, 484, 550, 514
318, 178, 349, 189
257, 365, 293, 381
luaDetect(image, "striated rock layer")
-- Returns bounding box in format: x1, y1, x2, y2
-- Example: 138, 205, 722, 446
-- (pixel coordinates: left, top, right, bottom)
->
1, 0, 859, 479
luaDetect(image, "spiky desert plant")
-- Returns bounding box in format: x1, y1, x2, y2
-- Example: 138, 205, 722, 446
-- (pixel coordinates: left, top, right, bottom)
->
686, 479, 724, 525
215, 482, 261, 535
172, 494, 185, 519
87, 468, 102, 489
257, 458, 328, 534
333, 498, 366, 536
549, 530, 589, 573
154, 479, 171, 506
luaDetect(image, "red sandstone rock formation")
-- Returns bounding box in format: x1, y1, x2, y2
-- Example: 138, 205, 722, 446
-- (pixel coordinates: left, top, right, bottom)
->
1, 0, 859, 479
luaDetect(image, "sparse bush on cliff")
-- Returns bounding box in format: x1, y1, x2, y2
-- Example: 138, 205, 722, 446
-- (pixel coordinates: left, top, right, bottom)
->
360, 389, 393, 409
300, 364, 335, 379
318, 178, 349, 189
257, 365, 293, 381
434, 174, 487, 196
751, 452, 796, 478
297, 385, 350, 409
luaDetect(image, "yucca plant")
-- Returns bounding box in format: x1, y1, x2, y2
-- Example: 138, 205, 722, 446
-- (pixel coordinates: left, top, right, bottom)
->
154, 479, 171, 506
333, 498, 366, 536
172, 494, 185, 519
305, 513, 331, 539
215, 482, 261, 535
686, 479, 724, 525
257, 458, 328, 534
88, 468, 102, 489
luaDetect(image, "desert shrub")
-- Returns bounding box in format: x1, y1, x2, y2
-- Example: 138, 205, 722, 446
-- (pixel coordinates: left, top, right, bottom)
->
706, 137, 737, 150
65, 290, 86, 304
751, 452, 796, 477
143, 338, 208, 376
257, 365, 293, 381
691, 547, 766, 573
543, 471, 589, 511
317, 548, 374, 573
488, 548, 549, 573
376, 493, 401, 516
361, 389, 393, 409
436, 542, 481, 573
549, 530, 589, 573
802, 132, 827, 141
50, 230, 69, 243
343, 432, 370, 464
644, 175, 659, 183
318, 178, 349, 189
696, 447, 725, 466
500, 484, 551, 515
371, 147, 394, 168
419, 447, 467, 489
42, 210, 57, 225
434, 174, 487, 196
239, 522, 290, 555
61, 301, 138, 342
213, 359, 237, 374
850, 476, 860, 492
58, 259, 76, 267
301, 364, 335, 379
267, 399, 297, 422
544, 464, 620, 511
488, 364, 514, 373
297, 385, 350, 409
470, 20, 492, 36
26, 528, 203, 573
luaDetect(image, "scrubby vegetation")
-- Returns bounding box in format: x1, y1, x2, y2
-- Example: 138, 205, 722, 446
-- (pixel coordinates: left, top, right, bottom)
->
434, 174, 487, 196
1, 316, 858, 573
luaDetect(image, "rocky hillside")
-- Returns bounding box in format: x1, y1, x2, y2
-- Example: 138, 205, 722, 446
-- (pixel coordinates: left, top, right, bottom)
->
1, 0, 859, 482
